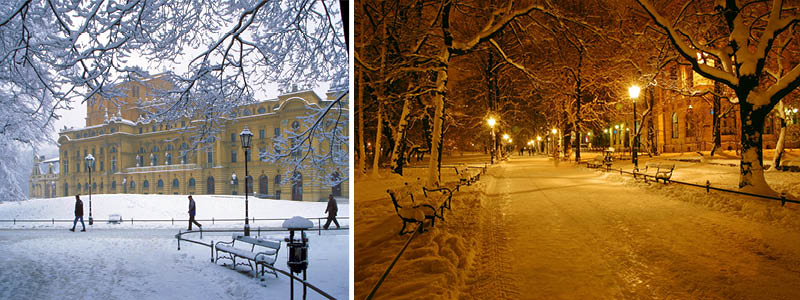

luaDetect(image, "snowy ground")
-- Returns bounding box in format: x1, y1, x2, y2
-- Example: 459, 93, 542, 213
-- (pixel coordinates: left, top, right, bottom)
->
0, 195, 349, 299
355, 152, 800, 300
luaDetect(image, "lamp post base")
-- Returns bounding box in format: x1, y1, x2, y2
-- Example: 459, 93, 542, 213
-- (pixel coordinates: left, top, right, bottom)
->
89, 217, 94, 226
244, 223, 250, 236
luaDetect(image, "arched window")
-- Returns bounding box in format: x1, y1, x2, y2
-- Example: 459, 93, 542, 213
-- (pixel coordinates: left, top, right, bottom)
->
291, 172, 303, 201
207, 177, 215, 194
167, 144, 174, 151
243, 109, 252, 116
165, 152, 172, 165
143, 180, 150, 189
157, 179, 164, 188
130, 180, 135, 190
150, 153, 157, 166
331, 172, 342, 197
152, 145, 159, 152
188, 178, 196, 187
257, 107, 266, 114
259, 175, 268, 195
173, 179, 179, 188
671, 112, 679, 138
292, 120, 300, 130
111, 147, 117, 153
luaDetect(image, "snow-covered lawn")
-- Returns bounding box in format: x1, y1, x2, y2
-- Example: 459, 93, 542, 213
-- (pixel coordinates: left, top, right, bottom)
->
0, 195, 350, 299
0, 194, 349, 230
355, 152, 800, 299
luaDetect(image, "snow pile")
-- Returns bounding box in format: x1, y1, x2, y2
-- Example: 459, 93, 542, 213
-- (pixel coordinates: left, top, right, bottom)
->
0, 230, 348, 299
283, 216, 314, 229
588, 157, 800, 231
0, 194, 349, 229
355, 155, 493, 299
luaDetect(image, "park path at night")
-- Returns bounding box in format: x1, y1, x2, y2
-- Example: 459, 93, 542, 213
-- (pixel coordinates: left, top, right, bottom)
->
469, 156, 800, 299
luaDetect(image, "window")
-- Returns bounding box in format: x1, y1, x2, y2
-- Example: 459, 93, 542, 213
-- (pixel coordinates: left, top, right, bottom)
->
231, 133, 236, 143
274, 127, 280, 137
63, 161, 68, 175
188, 178, 195, 187
257, 107, 266, 114
77, 183, 81, 192
173, 179, 179, 188
259, 129, 265, 139
292, 121, 300, 130
152, 125, 157, 132
143, 180, 149, 189
671, 113, 679, 138
274, 175, 281, 186
111, 147, 116, 153
112, 157, 117, 173
207, 150, 214, 165
139, 127, 143, 134
167, 144, 174, 151
100, 147, 104, 155
243, 109, 251, 116
165, 153, 172, 165
150, 154, 157, 166
111, 181, 116, 190
181, 120, 185, 127
130, 180, 135, 189
100, 161, 104, 171
157, 179, 163, 188
231, 151, 237, 163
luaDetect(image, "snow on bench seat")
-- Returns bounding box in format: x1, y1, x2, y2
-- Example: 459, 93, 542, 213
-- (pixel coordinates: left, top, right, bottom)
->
215, 234, 281, 279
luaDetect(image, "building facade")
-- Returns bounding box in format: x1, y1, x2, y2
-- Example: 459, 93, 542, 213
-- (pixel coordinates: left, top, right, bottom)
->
29, 155, 60, 198
53, 77, 348, 201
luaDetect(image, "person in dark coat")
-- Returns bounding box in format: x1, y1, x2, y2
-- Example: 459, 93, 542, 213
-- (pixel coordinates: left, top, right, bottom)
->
323, 194, 340, 229
70, 195, 86, 232
188, 195, 202, 230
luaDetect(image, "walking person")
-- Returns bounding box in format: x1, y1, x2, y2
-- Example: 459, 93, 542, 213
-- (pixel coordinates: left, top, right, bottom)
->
323, 194, 340, 229
188, 195, 202, 230
70, 195, 86, 232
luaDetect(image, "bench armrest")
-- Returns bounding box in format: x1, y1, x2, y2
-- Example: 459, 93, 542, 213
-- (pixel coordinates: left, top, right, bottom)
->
215, 240, 235, 249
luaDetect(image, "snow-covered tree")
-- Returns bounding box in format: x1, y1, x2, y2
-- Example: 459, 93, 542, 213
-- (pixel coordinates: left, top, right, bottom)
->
637, 0, 800, 194
0, 0, 348, 194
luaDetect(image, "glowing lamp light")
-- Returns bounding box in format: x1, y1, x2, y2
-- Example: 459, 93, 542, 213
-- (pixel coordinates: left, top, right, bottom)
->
503, 133, 510, 140
487, 117, 497, 128
537, 136, 541, 141
629, 85, 640, 100
551, 128, 557, 134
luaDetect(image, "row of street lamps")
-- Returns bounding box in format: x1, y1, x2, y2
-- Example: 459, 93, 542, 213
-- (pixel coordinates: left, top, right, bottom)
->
484, 84, 642, 167
81, 126, 257, 236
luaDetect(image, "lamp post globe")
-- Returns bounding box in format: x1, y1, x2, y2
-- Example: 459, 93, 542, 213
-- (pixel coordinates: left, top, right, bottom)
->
240, 126, 253, 236
84, 154, 95, 225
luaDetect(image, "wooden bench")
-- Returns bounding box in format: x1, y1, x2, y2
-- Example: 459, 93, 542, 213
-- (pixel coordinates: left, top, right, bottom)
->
423, 186, 453, 214
215, 234, 281, 279
586, 156, 604, 168
640, 162, 675, 183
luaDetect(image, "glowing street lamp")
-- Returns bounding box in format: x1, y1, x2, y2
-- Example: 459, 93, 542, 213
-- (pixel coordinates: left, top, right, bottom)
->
629, 85, 640, 170
487, 117, 497, 164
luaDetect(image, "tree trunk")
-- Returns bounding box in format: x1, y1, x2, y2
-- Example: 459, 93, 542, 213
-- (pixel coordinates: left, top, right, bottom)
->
357, 69, 366, 174
768, 100, 786, 172
390, 96, 413, 174
647, 85, 657, 155
371, 103, 383, 176
737, 94, 772, 194
427, 48, 449, 187
710, 82, 722, 156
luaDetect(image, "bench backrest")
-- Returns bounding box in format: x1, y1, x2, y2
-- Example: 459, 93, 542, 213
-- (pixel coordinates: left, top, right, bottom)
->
660, 164, 675, 172
234, 235, 281, 249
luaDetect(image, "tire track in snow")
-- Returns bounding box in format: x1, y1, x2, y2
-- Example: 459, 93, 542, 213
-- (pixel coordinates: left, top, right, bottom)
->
460, 167, 520, 299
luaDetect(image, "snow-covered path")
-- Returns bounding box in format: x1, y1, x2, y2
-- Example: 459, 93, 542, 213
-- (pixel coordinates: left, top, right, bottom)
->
481, 156, 800, 299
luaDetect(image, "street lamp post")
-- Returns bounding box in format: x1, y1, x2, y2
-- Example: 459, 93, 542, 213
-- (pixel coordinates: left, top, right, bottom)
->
240, 126, 253, 236
629, 85, 641, 171
487, 117, 497, 164
85, 154, 95, 225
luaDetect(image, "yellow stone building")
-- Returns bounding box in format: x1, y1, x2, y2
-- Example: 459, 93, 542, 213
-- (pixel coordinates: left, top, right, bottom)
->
29, 155, 60, 198
55, 77, 348, 201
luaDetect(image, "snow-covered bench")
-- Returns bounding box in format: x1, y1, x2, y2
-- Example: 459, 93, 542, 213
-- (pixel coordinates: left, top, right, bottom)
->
215, 234, 281, 279
586, 156, 604, 168
387, 182, 443, 235
455, 165, 482, 187
640, 162, 675, 183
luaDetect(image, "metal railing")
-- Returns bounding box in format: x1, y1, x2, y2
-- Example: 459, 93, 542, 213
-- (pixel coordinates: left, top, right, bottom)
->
175, 229, 339, 300
0, 216, 350, 234
365, 224, 421, 300
589, 163, 799, 206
